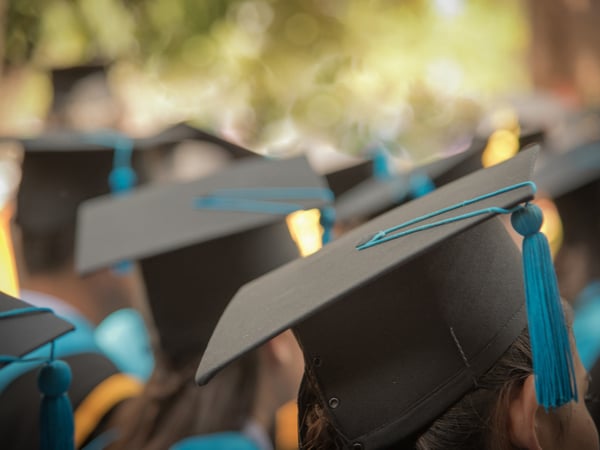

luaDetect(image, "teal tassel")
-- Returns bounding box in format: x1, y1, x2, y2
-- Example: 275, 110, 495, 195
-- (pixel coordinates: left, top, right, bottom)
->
409, 172, 435, 199
38, 360, 75, 450
320, 206, 336, 245
371, 146, 394, 181
109, 165, 137, 274
511, 203, 577, 409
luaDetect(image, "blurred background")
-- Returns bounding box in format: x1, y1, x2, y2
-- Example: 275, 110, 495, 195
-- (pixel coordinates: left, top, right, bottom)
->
2, 2, 600, 448
2, 0, 598, 157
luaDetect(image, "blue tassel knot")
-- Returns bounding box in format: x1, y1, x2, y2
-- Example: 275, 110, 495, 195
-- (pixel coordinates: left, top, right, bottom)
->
38, 360, 75, 450
319, 206, 336, 245
511, 204, 577, 409
109, 166, 137, 195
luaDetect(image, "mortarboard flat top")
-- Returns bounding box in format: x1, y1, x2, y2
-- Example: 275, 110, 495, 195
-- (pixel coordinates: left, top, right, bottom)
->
76, 156, 329, 274
323, 160, 374, 198
332, 142, 489, 224
132, 123, 259, 160
534, 140, 600, 199
196, 149, 538, 447
0, 291, 73, 367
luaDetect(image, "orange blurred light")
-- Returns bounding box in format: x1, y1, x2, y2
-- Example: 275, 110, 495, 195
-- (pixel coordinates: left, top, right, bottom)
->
276, 400, 299, 450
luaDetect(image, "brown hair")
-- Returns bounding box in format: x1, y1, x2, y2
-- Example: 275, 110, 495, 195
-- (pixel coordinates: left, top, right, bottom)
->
301, 329, 533, 450
109, 349, 259, 450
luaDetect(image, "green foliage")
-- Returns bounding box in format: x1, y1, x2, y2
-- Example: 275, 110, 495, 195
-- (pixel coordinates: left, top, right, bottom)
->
3, 0, 529, 158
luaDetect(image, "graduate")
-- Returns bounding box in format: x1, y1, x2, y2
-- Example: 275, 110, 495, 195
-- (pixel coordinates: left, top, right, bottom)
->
76, 155, 333, 450
197, 148, 597, 449
0, 132, 150, 449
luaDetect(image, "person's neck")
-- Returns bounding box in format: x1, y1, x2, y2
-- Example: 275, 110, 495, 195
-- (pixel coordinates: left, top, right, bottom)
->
251, 363, 278, 435
22, 270, 103, 325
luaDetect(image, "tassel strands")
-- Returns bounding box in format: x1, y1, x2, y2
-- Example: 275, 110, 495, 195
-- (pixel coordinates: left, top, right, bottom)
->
38, 359, 75, 450
511, 203, 577, 409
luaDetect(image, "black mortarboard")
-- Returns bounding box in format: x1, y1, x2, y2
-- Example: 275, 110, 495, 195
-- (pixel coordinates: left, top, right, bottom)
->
196, 148, 577, 448
324, 161, 374, 198
332, 147, 485, 224
12, 125, 222, 235
76, 156, 332, 362
133, 123, 260, 184
534, 140, 600, 199
0, 290, 73, 367
49, 65, 107, 116
14, 133, 118, 235
436, 128, 545, 187
134, 123, 258, 161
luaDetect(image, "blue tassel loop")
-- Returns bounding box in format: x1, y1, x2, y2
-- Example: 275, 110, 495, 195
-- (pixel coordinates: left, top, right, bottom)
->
511, 203, 577, 409
319, 206, 336, 245
371, 146, 395, 181
108, 134, 136, 274
38, 359, 75, 450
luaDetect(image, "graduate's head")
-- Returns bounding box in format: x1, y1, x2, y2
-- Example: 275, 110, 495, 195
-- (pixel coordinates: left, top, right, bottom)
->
195, 147, 598, 449
301, 314, 596, 450
76, 155, 331, 366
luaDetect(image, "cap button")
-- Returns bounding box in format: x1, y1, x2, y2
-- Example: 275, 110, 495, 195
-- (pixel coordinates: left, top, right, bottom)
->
328, 397, 340, 409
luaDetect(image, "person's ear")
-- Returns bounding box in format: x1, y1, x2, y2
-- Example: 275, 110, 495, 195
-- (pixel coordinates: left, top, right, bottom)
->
508, 375, 543, 450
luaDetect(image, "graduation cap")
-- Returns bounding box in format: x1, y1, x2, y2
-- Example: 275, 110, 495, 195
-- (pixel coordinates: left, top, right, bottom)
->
76, 156, 332, 362
324, 160, 374, 199
134, 123, 260, 184
332, 146, 486, 225
14, 132, 123, 236
12, 123, 235, 236
196, 147, 576, 448
0, 291, 73, 366
49, 65, 108, 117
436, 128, 545, 187
533, 140, 600, 261
534, 140, 600, 199
0, 290, 76, 450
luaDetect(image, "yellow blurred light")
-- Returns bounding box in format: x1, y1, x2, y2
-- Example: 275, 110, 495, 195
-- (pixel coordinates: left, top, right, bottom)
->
286, 209, 323, 257
481, 129, 519, 168
535, 197, 564, 259
425, 58, 464, 94
0, 207, 19, 297
235, 0, 274, 34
